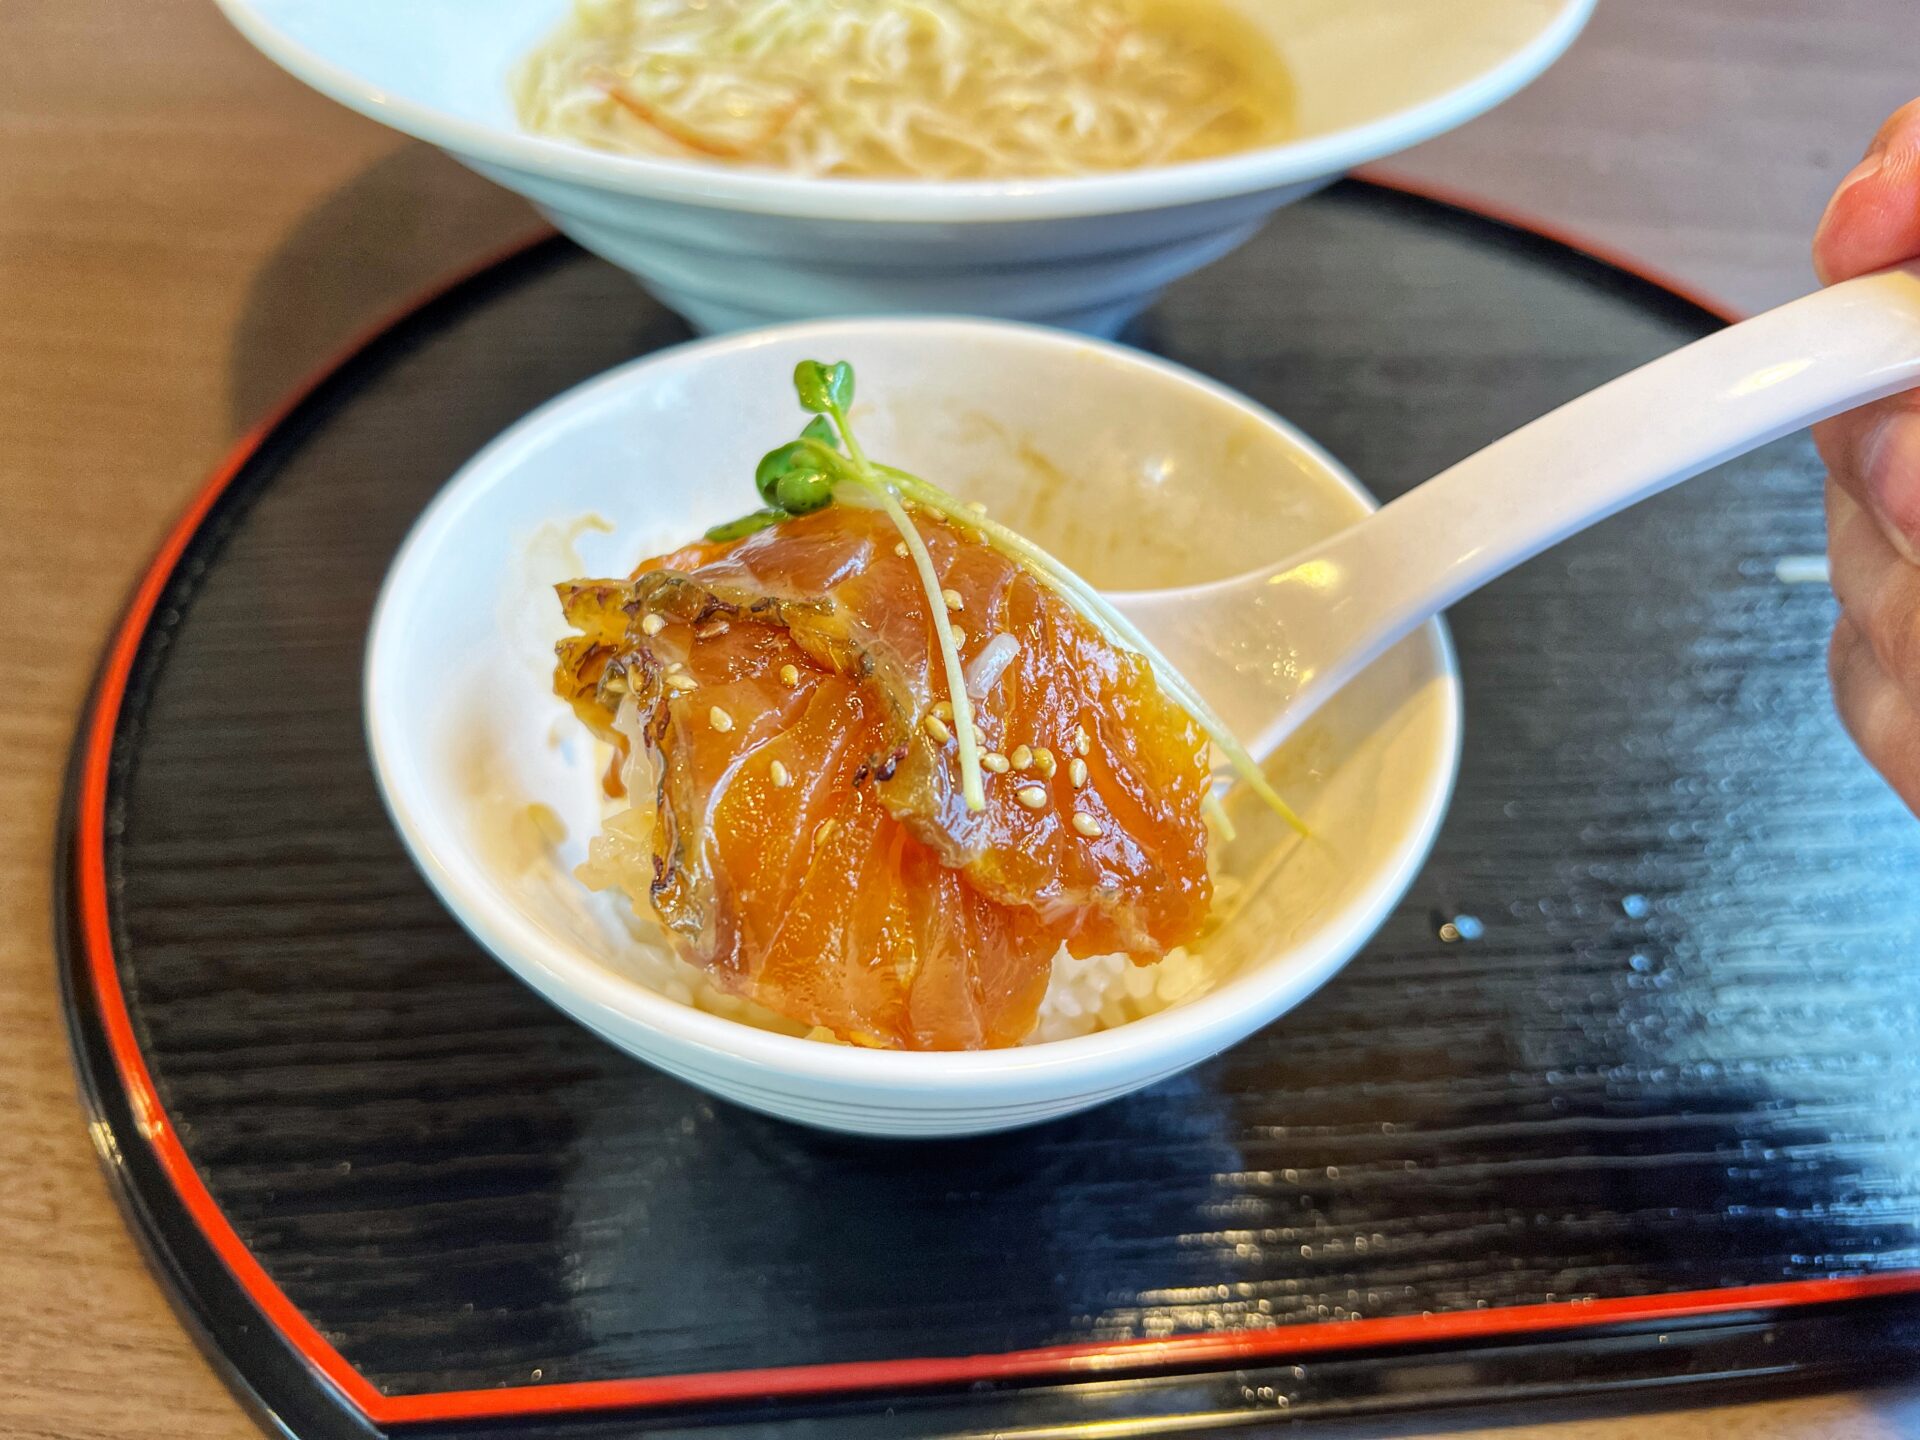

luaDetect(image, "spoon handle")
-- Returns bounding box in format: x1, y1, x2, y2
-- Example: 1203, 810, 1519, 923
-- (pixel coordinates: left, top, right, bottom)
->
1274, 261, 1920, 733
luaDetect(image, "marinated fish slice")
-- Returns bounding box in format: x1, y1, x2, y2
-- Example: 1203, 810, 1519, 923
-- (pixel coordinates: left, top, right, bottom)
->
557, 588, 1060, 1048
895, 517, 1213, 959
745, 790, 1057, 1050
617, 506, 1213, 961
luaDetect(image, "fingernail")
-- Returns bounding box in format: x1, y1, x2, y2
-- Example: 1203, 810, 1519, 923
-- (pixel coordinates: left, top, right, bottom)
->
1814, 150, 1886, 278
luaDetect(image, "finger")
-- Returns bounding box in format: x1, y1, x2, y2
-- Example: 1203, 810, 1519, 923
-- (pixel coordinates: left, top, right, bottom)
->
1814, 391, 1920, 557
1813, 97, 1920, 285
1828, 480, 1920, 710
1830, 613, 1920, 816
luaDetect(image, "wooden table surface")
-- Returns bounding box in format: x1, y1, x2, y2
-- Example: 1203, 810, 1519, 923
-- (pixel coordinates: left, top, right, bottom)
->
3, 2, 1917, 1435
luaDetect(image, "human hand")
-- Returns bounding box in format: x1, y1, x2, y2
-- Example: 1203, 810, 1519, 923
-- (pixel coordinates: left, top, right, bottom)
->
1814, 99, 1920, 815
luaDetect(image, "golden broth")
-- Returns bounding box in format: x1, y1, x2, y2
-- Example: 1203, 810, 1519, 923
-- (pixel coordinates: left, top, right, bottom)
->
513, 0, 1295, 179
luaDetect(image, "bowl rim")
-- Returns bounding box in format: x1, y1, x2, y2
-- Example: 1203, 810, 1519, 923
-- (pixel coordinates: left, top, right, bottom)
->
364, 315, 1464, 1096
216, 0, 1593, 224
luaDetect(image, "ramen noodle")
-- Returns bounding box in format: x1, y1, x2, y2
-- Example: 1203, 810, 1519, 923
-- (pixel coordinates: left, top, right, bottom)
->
514, 0, 1294, 179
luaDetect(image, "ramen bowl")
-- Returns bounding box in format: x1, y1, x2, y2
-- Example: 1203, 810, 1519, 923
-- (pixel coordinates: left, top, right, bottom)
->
365, 317, 1461, 1135
219, 0, 1592, 335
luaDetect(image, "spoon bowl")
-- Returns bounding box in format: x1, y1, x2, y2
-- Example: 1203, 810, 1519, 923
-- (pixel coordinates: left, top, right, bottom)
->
1116, 261, 1920, 756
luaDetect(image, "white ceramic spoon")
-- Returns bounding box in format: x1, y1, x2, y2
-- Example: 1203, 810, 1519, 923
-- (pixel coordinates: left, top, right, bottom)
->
1113, 263, 1920, 758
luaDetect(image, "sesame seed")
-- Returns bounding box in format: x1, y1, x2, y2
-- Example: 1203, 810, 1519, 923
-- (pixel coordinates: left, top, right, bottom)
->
966, 501, 988, 514
932, 700, 954, 723
813, 818, 837, 848
1032, 747, 1057, 779
972, 724, 988, 748
1073, 725, 1091, 756
1069, 757, 1088, 788
708, 706, 734, 732
949, 625, 966, 648
982, 752, 1010, 773
640, 612, 665, 636
770, 760, 791, 788
693, 617, 730, 639
923, 714, 952, 744
893, 541, 909, 558
941, 588, 964, 612
665, 672, 699, 692
1071, 811, 1103, 838
779, 663, 800, 687
1016, 785, 1048, 810
1010, 744, 1033, 772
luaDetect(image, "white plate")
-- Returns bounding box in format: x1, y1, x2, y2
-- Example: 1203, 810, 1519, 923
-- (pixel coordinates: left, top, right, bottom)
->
365, 318, 1462, 1135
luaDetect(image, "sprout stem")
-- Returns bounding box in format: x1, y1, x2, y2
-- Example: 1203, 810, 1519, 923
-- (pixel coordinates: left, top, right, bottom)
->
824, 410, 986, 813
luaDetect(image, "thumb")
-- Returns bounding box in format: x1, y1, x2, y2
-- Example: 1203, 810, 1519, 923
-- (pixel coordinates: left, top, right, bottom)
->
1814, 98, 1920, 285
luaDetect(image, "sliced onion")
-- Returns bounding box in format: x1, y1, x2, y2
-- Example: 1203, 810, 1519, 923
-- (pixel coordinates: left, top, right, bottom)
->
964, 633, 1020, 698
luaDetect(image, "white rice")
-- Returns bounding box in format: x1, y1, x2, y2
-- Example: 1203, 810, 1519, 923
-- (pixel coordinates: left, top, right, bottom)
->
589, 921, 1227, 1048
1023, 944, 1213, 1043
1025, 852, 1240, 1043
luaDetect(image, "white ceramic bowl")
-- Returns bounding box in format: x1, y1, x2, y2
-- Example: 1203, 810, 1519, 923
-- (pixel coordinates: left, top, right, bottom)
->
365, 318, 1461, 1136
219, 0, 1592, 335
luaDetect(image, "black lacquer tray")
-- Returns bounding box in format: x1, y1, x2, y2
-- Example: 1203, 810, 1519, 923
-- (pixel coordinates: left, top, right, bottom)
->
59, 181, 1920, 1439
